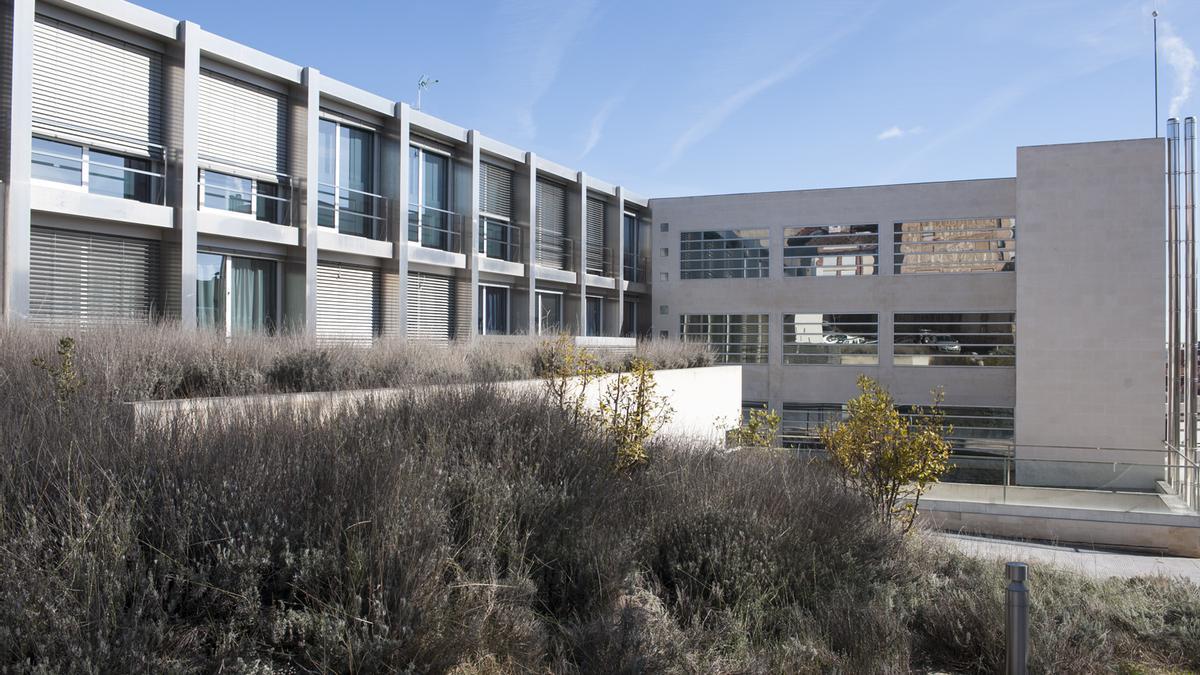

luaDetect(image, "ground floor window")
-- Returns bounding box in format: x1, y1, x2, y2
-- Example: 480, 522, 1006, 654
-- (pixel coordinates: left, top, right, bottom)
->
586, 295, 604, 336
537, 291, 563, 335
479, 285, 510, 335
622, 299, 640, 337
197, 252, 277, 335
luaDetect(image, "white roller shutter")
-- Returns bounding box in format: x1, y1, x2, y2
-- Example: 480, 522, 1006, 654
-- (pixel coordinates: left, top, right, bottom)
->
30, 227, 160, 325
198, 68, 288, 175
586, 197, 607, 275
536, 180, 568, 269
32, 15, 163, 152
406, 272, 455, 341
316, 263, 379, 344
480, 162, 513, 218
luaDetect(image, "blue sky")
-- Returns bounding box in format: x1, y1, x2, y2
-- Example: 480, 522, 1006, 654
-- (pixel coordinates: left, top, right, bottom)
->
140, 0, 1200, 197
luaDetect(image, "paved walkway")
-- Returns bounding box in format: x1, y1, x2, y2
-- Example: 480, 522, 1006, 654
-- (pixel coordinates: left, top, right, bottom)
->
937, 533, 1200, 582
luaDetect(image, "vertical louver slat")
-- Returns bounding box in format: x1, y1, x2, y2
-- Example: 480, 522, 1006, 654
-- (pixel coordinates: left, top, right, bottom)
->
32, 16, 163, 151
480, 162, 513, 217
536, 180, 567, 269
406, 272, 455, 342
30, 227, 160, 325
381, 272, 401, 338
586, 197, 607, 275
316, 263, 380, 344
198, 69, 288, 175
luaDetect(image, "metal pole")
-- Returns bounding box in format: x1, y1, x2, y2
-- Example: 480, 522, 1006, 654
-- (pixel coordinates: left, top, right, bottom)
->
1168, 118, 1180, 459
1005, 562, 1029, 675
1155, 12, 1160, 138
1187, 117, 1197, 499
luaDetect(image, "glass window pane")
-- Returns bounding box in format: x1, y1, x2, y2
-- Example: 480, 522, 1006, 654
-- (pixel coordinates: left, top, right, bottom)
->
479, 286, 509, 335
89, 150, 154, 202
317, 120, 337, 228
196, 253, 225, 331
230, 257, 276, 335
256, 181, 285, 225
31, 137, 83, 185
202, 171, 252, 214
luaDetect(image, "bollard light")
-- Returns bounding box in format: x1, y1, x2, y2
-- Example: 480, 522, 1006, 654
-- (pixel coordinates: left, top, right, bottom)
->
1005, 562, 1029, 675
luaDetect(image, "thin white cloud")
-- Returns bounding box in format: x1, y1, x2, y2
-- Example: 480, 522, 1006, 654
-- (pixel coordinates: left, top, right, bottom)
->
581, 96, 621, 158
877, 125, 924, 141
1161, 22, 1197, 118
657, 15, 868, 172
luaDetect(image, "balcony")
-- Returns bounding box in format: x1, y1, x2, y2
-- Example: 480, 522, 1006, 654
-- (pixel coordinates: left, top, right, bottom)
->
479, 218, 523, 263
409, 205, 465, 253
623, 252, 648, 283
318, 183, 389, 241
535, 230, 573, 271
199, 170, 291, 226
31, 135, 165, 206
585, 246, 614, 278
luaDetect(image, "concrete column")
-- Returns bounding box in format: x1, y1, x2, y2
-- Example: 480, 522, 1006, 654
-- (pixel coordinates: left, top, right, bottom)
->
298, 68, 320, 335
395, 103, 412, 337
615, 186, 626, 335
175, 21, 201, 328
466, 130, 481, 338
2, 0, 33, 320
576, 171, 588, 334
525, 152, 538, 334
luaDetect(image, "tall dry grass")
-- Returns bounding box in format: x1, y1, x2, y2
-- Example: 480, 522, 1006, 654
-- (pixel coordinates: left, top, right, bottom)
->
0, 325, 1197, 673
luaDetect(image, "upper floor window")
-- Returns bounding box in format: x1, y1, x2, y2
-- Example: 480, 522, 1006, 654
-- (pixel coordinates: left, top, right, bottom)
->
32, 136, 163, 204
480, 161, 519, 262
409, 144, 459, 251
784, 225, 877, 276
894, 312, 1015, 367
781, 403, 845, 449
318, 119, 385, 239
680, 229, 769, 279
680, 313, 769, 364
199, 170, 288, 225
898, 405, 1014, 455
782, 313, 879, 365
623, 213, 646, 283
894, 218, 1015, 274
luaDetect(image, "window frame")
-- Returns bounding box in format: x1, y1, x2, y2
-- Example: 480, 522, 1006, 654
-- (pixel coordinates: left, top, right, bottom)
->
679, 313, 770, 364
477, 283, 511, 336
892, 217, 1016, 275
782, 312, 880, 366
679, 229, 770, 280
782, 224, 878, 277
195, 250, 283, 337
317, 117, 383, 239
31, 135, 163, 204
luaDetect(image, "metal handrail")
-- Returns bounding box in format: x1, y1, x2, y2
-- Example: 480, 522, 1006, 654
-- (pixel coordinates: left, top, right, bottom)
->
479, 218, 523, 262
536, 231, 573, 269
585, 245, 614, 276
318, 182, 389, 241
623, 252, 648, 282
33, 141, 166, 205
408, 205, 464, 253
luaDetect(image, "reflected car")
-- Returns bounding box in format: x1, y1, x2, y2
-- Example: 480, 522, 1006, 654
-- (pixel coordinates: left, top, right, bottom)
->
917, 329, 961, 353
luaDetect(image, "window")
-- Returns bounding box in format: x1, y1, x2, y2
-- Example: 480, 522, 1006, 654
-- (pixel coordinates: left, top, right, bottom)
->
537, 291, 564, 335
409, 144, 456, 251
32, 136, 162, 204
318, 119, 383, 239
480, 162, 518, 262
586, 296, 604, 336
623, 213, 645, 282
622, 299, 640, 337
197, 252, 278, 336
781, 403, 844, 449
680, 313, 769, 364
680, 229, 769, 279
199, 170, 289, 225
478, 285, 510, 335
741, 400, 768, 424
783, 313, 879, 365
894, 218, 1015, 274
894, 312, 1015, 366
783, 225, 877, 276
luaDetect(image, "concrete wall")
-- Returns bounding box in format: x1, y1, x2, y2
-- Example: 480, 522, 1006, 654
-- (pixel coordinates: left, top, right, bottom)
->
130, 364, 742, 446
648, 179, 1018, 412
1014, 139, 1166, 488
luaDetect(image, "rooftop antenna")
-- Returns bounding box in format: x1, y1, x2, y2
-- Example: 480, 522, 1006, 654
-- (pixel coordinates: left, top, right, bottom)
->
1155, 10, 1160, 137
416, 76, 439, 112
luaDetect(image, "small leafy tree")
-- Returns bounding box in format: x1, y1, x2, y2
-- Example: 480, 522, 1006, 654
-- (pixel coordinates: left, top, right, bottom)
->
33, 336, 85, 411
598, 358, 674, 473
819, 375, 951, 533
539, 335, 606, 425
727, 408, 781, 450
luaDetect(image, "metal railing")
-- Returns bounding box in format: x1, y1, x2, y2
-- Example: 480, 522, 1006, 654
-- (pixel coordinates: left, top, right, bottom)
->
408, 205, 464, 253
585, 245, 614, 276
318, 183, 389, 241
479, 218, 523, 262
623, 252, 648, 283
535, 231, 573, 270
31, 137, 165, 205
199, 173, 292, 226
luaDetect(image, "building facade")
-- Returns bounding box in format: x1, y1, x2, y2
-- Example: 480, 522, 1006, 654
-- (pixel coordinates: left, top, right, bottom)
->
650, 139, 1166, 488
0, 1, 1173, 490
0, 0, 653, 344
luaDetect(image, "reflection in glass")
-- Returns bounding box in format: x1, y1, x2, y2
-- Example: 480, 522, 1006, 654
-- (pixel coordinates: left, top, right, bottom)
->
893, 218, 1015, 274
196, 253, 225, 331
781, 403, 845, 449
31, 137, 83, 185
478, 285, 509, 335
783, 313, 879, 365
537, 292, 563, 335
230, 257, 277, 335
680, 313, 769, 364
680, 229, 769, 279
586, 296, 604, 336
338, 125, 375, 238
623, 213, 645, 282
202, 171, 253, 214
783, 225, 877, 276
894, 312, 1015, 366
90, 150, 155, 202
317, 119, 337, 228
